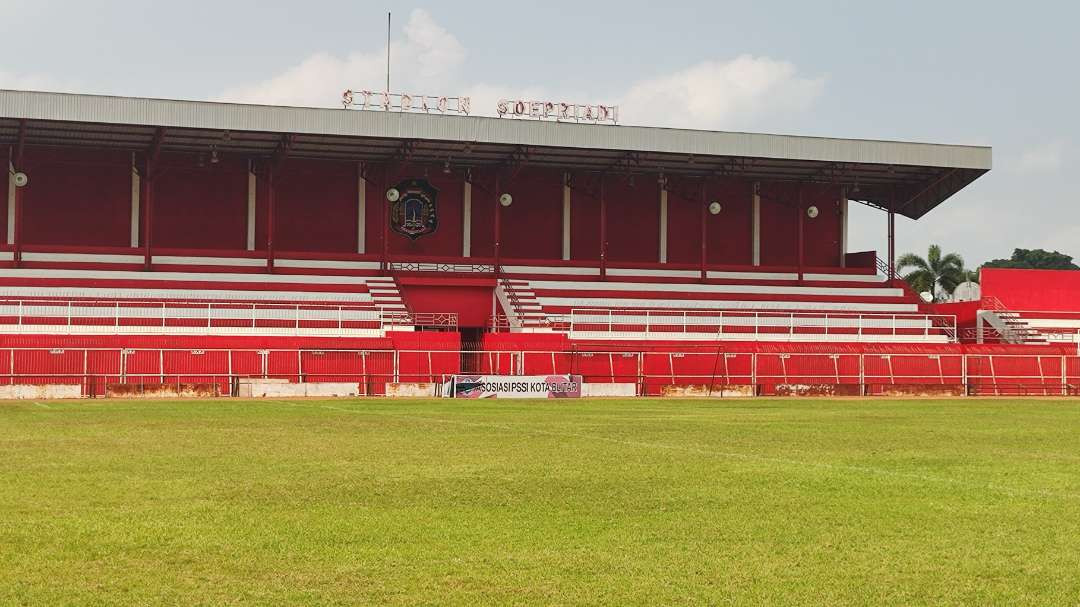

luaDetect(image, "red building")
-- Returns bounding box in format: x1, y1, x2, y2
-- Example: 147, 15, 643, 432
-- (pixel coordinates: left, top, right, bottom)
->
2, 89, 1068, 396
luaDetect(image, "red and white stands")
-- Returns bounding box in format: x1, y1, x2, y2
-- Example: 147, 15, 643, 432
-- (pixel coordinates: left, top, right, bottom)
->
497, 262, 955, 343
0, 248, 422, 337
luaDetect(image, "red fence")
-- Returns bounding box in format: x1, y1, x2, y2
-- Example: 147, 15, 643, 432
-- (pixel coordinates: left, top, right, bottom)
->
4, 348, 1080, 397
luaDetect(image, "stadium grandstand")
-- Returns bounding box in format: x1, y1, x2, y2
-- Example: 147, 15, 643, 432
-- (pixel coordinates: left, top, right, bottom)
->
1, 88, 1076, 397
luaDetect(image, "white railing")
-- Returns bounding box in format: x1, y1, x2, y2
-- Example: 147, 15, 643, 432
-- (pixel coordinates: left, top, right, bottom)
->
0, 299, 457, 335
567, 309, 957, 342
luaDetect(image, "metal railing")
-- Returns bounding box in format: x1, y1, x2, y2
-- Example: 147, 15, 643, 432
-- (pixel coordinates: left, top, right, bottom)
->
566, 309, 957, 342
0, 298, 457, 335
389, 261, 495, 273
4, 347, 1079, 398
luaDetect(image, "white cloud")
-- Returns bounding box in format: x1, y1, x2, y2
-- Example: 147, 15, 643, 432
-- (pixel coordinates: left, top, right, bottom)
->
217, 8, 465, 108
216, 13, 823, 130
618, 56, 825, 129
1014, 141, 1064, 174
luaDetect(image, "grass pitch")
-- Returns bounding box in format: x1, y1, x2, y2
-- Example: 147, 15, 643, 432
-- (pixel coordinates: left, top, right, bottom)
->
2, 397, 1080, 605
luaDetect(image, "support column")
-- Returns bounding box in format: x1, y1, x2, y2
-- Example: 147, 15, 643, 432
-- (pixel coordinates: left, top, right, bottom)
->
493, 173, 502, 272
659, 185, 668, 263
888, 206, 896, 282
797, 185, 805, 282
141, 168, 152, 270
381, 167, 389, 273
130, 155, 140, 248
599, 176, 607, 280
462, 178, 472, 257
6, 156, 15, 246
11, 122, 27, 267
246, 161, 257, 251
751, 182, 761, 267
840, 187, 848, 268
561, 173, 571, 261
356, 162, 366, 254
699, 181, 707, 281
12, 174, 23, 267
266, 166, 275, 273
141, 128, 165, 272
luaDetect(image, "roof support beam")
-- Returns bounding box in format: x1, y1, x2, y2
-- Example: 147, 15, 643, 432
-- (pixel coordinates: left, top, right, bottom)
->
11, 119, 27, 267
141, 127, 166, 270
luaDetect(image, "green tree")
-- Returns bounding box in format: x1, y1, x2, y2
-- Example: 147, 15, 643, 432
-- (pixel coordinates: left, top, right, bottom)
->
981, 248, 1079, 270
897, 244, 965, 301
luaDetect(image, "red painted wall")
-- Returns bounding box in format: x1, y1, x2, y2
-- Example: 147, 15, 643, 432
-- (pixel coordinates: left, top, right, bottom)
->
153, 153, 247, 249
570, 174, 601, 261
399, 282, 494, 327
469, 170, 495, 258
605, 177, 660, 263
706, 178, 753, 265
758, 182, 799, 266
0, 147, 8, 243
982, 268, 1080, 311
274, 159, 358, 253
8, 145, 851, 272
666, 180, 702, 265
21, 147, 130, 247
500, 168, 563, 260
802, 185, 843, 267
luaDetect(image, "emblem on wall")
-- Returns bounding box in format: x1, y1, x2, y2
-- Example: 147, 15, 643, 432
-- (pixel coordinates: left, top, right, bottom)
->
389, 179, 439, 240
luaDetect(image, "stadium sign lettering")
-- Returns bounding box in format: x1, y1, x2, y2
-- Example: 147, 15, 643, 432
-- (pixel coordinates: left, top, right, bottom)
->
443, 374, 584, 399
496, 99, 618, 124
342, 90, 471, 115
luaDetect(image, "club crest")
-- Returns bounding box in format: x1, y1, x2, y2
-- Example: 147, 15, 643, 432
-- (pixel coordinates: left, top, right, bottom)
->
389, 179, 439, 240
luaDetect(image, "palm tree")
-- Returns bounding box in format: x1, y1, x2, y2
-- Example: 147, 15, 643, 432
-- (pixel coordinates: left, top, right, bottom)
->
896, 244, 965, 301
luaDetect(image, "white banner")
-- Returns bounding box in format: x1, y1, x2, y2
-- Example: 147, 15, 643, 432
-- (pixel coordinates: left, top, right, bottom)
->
443, 374, 583, 399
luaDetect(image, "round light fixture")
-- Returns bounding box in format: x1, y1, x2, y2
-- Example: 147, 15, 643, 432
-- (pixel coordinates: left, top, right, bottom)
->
708, 201, 722, 215
806, 205, 819, 219
499, 193, 513, 207
12, 172, 28, 188
385, 187, 400, 202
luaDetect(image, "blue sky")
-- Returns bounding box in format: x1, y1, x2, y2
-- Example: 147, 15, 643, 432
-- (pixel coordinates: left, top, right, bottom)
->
2, 0, 1075, 267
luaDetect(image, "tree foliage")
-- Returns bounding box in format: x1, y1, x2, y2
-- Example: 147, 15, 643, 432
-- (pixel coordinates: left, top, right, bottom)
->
896, 244, 965, 301
981, 248, 1079, 270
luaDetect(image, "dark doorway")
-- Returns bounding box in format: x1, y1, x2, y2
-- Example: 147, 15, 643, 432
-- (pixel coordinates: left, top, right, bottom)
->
460, 327, 485, 373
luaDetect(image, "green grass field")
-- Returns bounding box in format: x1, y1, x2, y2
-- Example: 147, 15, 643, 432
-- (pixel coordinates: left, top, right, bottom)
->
3, 397, 1080, 605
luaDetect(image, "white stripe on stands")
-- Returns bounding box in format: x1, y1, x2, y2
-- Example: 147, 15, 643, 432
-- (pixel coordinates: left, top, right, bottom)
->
0, 325, 388, 337
23, 252, 145, 264
539, 296, 917, 313
502, 265, 600, 276
525, 280, 905, 297
0, 286, 377, 302
505, 266, 884, 283
275, 258, 382, 270
706, 270, 799, 280
1022, 319, 1080, 329
153, 255, 268, 267
607, 267, 703, 278
803, 273, 886, 283
0, 268, 382, 285
566, 331, 949, 344
0, 251, 12, 261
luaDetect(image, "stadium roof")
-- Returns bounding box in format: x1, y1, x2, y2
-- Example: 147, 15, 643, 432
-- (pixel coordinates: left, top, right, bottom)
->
0, 89, 990, 220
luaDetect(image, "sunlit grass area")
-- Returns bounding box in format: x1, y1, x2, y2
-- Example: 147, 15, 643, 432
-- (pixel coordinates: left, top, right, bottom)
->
2, 397, 1079, 605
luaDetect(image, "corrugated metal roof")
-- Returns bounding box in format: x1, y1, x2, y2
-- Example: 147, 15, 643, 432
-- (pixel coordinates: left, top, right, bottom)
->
0, 88, 992, 219
0, 89, 990, 169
